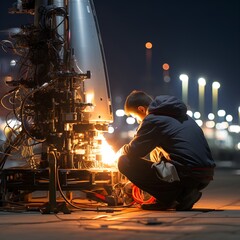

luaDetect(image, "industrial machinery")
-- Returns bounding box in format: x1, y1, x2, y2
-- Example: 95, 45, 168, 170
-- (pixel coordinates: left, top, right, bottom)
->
0, 0, 127, 213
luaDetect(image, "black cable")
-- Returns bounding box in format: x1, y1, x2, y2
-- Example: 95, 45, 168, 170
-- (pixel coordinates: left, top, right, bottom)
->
51, 151, 83, 211
19, 83, 58, 142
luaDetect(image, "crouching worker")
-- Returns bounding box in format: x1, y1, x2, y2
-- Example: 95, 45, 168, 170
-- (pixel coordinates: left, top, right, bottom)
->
117, 90, 215, 210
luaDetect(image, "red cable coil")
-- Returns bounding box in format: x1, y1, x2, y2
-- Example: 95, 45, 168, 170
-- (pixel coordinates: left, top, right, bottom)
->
131, 185, 156, 204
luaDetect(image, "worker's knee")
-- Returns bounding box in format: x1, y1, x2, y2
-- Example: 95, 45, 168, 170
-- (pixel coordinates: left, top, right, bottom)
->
118, 155, 130, 175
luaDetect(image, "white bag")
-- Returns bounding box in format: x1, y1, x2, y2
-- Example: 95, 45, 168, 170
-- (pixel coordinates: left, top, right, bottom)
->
151, 161, 180, 183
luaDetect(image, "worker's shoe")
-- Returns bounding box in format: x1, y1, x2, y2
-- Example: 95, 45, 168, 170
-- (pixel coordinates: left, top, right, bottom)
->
176, 189, 202, 211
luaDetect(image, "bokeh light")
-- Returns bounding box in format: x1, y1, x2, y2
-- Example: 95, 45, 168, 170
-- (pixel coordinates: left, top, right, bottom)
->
145, 42, 152, 49
162, 63, 170, 71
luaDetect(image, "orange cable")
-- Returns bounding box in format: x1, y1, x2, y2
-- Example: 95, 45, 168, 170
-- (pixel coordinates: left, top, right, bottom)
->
131, 185, 155, 204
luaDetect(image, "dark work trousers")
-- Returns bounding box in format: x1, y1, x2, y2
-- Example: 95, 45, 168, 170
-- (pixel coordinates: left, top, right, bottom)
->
118, 155, 211, 207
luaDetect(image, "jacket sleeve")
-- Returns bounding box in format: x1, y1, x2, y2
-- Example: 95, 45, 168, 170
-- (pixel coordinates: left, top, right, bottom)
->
122, 120, 160, 160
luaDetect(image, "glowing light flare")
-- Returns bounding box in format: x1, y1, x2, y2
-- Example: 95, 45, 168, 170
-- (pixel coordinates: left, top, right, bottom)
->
179, 74, 189, 82
228, 125, 240, 133
237, 142, 240, 150
86, 92, 94, 104
212, 81, 220, 89
195, 119, 203, 127
10, 59, 17, 67
208, 113, 215, 120
7, 118, 22, 129
97, 135, 117, 167
162, 63, 170, 71
187, 110, 193, 117
84, 92, 95, 112
108, 126, 114, 134
216, 122, 229, 130
126, 117, 136, 124
115, 109, 125, 117
179, 74, 189, 105
217, 109, 226, 117
194, 112, 201, 119
145, 42, 152, 49
206, 121, 215, 128
198, 77, 206, 86
226, 114, 233, 122
212, 81, 220, 117
128, 130, 136, 138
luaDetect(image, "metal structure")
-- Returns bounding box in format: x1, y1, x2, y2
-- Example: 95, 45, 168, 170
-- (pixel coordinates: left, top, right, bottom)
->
0, 0, 125, 213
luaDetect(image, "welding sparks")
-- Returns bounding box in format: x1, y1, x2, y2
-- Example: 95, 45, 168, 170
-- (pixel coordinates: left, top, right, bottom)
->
98, 135, 117, 167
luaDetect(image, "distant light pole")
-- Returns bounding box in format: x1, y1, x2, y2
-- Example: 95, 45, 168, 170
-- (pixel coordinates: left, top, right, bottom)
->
198, 77, 206, 119
145, 42, 152, 83
212, 81, 220, 119
179, 74, 189, 105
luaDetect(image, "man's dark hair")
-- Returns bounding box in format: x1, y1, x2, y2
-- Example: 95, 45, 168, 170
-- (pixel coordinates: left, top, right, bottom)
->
124, 90, 153, 115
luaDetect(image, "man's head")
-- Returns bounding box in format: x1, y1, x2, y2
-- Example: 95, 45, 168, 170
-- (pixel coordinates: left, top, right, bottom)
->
124, 90, 153, 123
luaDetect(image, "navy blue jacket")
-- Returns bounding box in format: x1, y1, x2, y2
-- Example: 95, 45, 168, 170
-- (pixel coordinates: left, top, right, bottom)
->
123, 95, 215, 172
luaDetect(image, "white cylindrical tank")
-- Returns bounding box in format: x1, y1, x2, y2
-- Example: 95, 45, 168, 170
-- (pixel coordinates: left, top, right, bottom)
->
68, 0, 113, 123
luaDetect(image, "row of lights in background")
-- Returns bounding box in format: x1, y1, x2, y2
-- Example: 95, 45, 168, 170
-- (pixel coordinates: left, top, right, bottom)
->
113, 107, 240, 133
109, 107, 240, 150
179, 74, 240, 125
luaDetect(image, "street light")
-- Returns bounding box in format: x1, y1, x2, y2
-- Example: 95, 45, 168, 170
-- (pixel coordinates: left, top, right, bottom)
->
145, 42, 152, 82
179, 74, 189, 105
198, 77, 206, 119
212, 81, 221, 118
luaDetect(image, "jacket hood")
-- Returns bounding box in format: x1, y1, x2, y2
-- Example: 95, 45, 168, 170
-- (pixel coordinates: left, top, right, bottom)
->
148, 95, 187, 117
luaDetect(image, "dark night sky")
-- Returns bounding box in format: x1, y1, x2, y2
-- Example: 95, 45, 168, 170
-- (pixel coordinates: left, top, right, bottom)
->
94, 0, 240, 122
1, 0, 240, 122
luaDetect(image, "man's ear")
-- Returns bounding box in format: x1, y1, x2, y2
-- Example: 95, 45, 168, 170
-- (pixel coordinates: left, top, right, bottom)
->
137, 106, 146, 114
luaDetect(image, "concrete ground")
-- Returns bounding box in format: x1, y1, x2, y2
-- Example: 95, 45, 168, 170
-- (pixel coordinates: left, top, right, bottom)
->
0, 165, 240, 240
